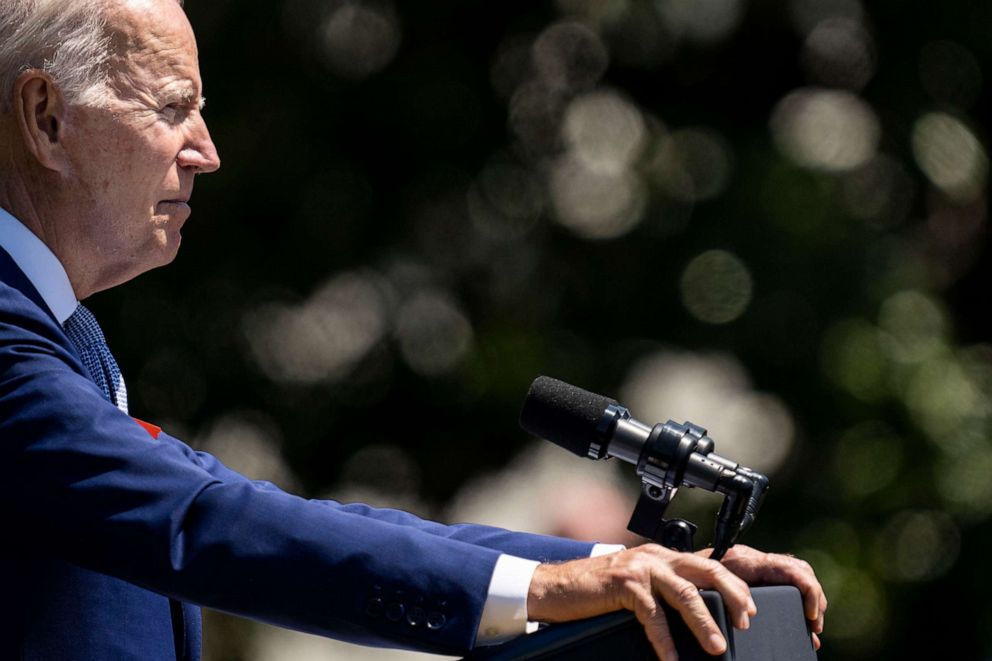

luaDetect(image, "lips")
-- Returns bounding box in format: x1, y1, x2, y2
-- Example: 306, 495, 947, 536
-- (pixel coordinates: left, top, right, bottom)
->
157, 200, 192, 222
158, 199, 191, 210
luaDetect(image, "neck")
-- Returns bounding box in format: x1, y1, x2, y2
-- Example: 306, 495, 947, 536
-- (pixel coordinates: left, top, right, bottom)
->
0, 176, 104, 301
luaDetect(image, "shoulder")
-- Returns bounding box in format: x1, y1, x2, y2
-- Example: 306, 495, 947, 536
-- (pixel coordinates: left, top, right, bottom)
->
0, 269, 87, 387
0, 244, 63, 335
0, 272, 67, 343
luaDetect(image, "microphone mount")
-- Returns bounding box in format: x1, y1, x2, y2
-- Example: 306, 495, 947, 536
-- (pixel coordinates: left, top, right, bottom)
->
598, 406, 767, 560
520, 377, 769, 561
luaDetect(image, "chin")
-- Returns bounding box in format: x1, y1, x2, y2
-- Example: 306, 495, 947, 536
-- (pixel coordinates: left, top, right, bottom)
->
157, 225, 183, 255
160, 240, 182, 266
135, 238, 182, 277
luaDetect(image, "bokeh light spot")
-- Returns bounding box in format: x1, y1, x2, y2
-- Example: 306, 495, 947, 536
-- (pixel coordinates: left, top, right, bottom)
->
936, 447, 992, 519
904, 355, 987, 441
563, 90, 647, 174
872, 509, 960, 582
679, 250, 753, 324
911, 112, 989, 203
395, 290, 473, 377
831, 421, 904, 498
770, 87, 880, 172
877, 290, 948, 364
317, 0, 402, 79
243, 272, 390, 385
659, 0, 745, 44
650, 128, 734, 202
532, 21, 609, 93
820, 319, 887, 401
801, 17, 875, 90
549, 154, 647, 239
826, 567, 887, 650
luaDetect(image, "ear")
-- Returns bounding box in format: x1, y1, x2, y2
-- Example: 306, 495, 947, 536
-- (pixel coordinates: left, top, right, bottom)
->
13, 70, 70, 173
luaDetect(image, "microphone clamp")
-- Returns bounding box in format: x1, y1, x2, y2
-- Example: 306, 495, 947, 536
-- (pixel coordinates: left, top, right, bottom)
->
521, 376, 770, 561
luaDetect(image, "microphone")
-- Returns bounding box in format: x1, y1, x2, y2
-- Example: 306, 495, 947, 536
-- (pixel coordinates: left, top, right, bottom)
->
519, 376, 768, 558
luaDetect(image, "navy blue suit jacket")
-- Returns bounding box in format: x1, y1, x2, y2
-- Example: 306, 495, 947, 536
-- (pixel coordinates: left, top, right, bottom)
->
0, 248, 595, 660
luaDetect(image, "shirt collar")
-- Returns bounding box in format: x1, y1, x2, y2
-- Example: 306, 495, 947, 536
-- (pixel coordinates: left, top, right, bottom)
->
0, 207, 78, 324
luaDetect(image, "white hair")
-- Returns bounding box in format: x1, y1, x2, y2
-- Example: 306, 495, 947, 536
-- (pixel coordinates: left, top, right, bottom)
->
0, 0, 114, 112
0, 0, 186, 113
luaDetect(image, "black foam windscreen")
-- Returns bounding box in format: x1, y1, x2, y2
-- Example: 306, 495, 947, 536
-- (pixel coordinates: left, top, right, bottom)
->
519, 376, 617, 457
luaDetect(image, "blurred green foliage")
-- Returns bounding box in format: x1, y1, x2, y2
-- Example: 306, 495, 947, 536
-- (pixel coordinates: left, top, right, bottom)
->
89, 0, 992, 658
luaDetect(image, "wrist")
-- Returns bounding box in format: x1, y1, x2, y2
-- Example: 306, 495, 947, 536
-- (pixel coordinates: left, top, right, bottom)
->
527, 563, 564, 623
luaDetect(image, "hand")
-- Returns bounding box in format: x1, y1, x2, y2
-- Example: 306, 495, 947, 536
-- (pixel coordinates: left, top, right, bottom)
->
527, 543, 826, 661
708, 545, 827, 650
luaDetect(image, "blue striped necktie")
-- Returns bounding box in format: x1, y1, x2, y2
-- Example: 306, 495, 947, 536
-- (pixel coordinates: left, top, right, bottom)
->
62, 303, 129, 413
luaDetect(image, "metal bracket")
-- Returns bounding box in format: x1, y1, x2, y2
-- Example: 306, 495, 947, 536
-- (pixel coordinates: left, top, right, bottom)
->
626, 481, 698, 552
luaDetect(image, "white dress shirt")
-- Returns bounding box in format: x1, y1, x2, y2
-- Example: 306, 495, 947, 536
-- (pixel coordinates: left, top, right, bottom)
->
0, 206, 623, 646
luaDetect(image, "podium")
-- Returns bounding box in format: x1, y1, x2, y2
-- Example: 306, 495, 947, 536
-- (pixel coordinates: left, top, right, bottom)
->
463, 585, 816, 661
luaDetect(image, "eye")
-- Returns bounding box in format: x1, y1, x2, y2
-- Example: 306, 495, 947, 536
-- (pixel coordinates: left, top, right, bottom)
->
160, 102, 189, 123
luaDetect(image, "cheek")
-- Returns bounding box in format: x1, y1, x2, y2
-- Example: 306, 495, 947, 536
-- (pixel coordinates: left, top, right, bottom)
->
82, 136, 142, 193
111, 143, 172, 202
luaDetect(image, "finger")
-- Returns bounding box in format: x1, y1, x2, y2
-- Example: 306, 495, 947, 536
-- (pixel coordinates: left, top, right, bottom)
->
812, 632, 821, 650
669, 553, 754, 629
728, 549, 824, 624
763, 555, 826, 628
813, 600, 826, 634
628, 582, 680, 661
785, 558, 825, 623
766, 555, 827, 633
654, 574, 727, 656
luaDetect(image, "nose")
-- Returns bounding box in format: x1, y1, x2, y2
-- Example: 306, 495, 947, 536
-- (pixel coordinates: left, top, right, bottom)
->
178, 114, 221, 174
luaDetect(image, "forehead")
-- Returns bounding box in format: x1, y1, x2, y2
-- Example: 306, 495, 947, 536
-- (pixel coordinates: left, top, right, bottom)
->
103, 0, 201, 94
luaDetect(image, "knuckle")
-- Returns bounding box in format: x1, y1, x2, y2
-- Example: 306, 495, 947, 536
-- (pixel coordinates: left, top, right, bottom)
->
701, 558, 734, 583
642, 543, 673, 559
619, 575, 641, 594
620, 559, 649, 583
675, 582, 699, 606
784, 555, 812, 573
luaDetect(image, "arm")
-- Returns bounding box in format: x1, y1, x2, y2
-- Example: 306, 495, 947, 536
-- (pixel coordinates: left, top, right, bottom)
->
192, 450, 595, 563
0, 290, 497, 654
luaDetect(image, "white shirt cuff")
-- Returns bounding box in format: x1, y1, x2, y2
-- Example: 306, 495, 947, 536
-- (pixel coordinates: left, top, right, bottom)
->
476, 554, 540, 646
475, 544, 626, 647
590, 543, 625, 557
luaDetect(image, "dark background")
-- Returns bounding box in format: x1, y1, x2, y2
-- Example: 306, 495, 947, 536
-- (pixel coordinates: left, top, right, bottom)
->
90, 0, 992, 658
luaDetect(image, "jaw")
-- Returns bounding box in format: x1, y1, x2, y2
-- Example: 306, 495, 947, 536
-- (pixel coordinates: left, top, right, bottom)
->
66, 212, 186, 298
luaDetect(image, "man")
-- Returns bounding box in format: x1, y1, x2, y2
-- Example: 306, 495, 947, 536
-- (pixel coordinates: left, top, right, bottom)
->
0, 0, 827, 659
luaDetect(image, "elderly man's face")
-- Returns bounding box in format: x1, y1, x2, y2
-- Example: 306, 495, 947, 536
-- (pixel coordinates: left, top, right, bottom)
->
61, 0, 220, 285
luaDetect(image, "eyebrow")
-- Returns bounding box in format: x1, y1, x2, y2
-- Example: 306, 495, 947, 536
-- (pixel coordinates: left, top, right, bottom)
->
166, 85, 206, 110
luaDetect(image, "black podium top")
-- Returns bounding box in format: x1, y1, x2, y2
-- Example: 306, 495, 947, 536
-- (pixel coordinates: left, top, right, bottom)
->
463, 585, 816, 661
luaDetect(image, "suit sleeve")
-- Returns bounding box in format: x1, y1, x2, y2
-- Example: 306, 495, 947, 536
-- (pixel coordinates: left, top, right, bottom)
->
0, 286, 583, 654
191, 450, 595, 563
